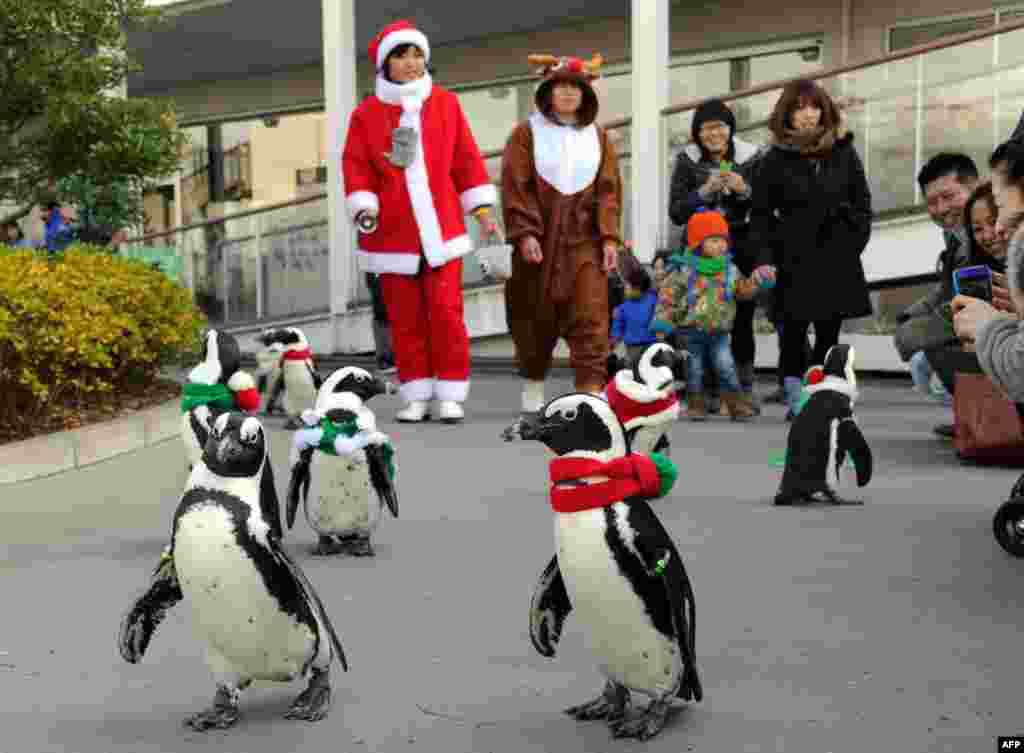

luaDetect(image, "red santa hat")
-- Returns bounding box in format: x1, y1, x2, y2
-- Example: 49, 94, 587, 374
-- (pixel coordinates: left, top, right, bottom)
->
228, 371, 261, 413
368, 20, 430, 72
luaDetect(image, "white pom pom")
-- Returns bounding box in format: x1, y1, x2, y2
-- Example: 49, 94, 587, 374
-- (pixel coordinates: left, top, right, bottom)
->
228, 370, 255, 391
301, 409, 320, 427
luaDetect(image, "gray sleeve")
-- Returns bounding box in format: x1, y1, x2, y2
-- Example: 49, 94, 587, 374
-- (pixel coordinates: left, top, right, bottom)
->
975, 316, 1024, 401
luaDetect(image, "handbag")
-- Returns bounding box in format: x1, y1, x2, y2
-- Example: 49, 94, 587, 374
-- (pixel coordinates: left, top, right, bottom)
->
953, 372, 1024, 465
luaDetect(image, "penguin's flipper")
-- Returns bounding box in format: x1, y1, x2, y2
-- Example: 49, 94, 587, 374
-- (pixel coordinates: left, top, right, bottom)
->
287, 448, 315, 530
260, 456, 284, 541
837, 418, 872, 487
273, 543, 349, 672
268, 375, 286, 414
645, 545, 703, 703
529, 555, 572, 658
257, 374, 268, 394
118, 552, 182, 664
364, 442, 398, 518
307, 360, 323, 390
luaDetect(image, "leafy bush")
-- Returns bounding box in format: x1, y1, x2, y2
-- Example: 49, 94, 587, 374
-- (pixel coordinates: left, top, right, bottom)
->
0, 244, 206, 433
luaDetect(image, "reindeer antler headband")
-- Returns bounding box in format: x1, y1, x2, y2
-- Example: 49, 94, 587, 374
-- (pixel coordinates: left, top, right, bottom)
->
527, 53, 604, 80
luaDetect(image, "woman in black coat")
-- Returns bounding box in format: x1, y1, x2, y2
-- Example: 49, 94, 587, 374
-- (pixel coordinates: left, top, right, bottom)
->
748, 79, 873, 417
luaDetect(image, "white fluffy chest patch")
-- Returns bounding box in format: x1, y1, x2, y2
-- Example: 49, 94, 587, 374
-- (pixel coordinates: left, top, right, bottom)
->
282, 362, 317, 415
554, 505, 682, 698
305, 451, 378, 536
173, 503, 316, 681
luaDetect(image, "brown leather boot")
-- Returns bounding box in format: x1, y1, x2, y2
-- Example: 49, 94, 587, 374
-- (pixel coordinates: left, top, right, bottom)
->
722, 391, 756, 422
687, 392, 707, 421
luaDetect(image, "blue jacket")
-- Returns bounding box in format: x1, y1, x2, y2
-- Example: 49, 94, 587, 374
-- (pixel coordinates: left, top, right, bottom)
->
611, 289, 658, 346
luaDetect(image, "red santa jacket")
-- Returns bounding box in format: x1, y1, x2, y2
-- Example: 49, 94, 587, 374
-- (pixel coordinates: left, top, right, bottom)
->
342, 73, 497, 275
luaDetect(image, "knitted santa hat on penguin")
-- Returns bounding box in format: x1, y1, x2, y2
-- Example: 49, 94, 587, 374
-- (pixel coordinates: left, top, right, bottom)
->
368, 19, 430, 72
529, 52, 603, 127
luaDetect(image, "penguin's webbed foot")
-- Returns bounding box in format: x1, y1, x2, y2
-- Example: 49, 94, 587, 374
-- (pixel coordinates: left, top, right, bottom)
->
285, 667, 331, 722
565, 681, 629, 724
312, 536, 348, 556
184, 685, 241, 731
343, 537, 375, 557
611, 697, 673, 740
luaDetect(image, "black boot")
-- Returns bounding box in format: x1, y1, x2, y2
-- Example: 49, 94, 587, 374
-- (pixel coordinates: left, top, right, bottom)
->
736, 361, 761, 415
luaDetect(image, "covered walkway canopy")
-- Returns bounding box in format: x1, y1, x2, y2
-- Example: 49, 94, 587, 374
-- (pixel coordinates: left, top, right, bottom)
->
130, 0, 672, 352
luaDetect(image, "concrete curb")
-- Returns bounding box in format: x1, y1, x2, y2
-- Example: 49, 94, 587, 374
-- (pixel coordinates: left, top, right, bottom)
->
0, 398, 181, 486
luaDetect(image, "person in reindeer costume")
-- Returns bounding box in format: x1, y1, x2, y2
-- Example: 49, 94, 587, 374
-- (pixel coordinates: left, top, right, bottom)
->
501, 52, 624, 438
342, 19, 499, 424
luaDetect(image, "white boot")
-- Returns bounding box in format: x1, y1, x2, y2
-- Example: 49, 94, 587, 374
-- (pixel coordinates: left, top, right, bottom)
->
437, 400, 464, 423
396, 400, 430, 423
521, 380, 545, 414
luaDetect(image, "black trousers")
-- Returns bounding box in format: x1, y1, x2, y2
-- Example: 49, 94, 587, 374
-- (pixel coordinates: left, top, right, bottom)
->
780, 316, 843, 378
730, 299, 756, 366
366, 272, 389, 324
923, 346, 983, 396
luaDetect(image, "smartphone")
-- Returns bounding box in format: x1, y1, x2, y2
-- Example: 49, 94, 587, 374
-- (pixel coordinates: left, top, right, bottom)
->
953, 265, 993, 302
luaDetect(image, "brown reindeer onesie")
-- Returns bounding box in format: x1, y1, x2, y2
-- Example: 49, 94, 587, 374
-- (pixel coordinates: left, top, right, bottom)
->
502, 53, 623, 407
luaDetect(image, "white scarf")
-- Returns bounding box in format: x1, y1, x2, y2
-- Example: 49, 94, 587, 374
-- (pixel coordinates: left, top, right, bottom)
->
375, 72, 433, 111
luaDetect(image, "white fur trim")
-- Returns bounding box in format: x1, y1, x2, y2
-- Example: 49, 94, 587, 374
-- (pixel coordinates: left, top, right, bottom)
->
460, 184, 497, 214
684, 136, 759, 165
356, 234, 473, 274
804, 375, 859, 402
613, 371, 671, 403
435, 379, 469, 402
346, 191, 379, 223
399, 378, 435, 402
375, 72, 432, 107
375, 28, 430, 71
227, 371, 255, 391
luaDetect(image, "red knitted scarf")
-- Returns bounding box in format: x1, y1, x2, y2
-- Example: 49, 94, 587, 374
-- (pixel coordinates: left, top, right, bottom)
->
549, 454, 661, 513
604, 378, 678, 425
282, 348, 314, 361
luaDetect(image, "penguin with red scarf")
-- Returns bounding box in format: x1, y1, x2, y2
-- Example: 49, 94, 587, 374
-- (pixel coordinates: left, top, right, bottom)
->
180, 330, 261, 470
264, 327, 323, 429
519, 392, 701, 740
604, 342, 687, 456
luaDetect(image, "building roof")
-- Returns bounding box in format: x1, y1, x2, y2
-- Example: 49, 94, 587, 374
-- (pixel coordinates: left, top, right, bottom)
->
127, 0, 630, 96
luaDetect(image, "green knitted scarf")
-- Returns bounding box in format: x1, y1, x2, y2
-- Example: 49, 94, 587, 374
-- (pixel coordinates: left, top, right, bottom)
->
181, 382, 235, 414
316, 417, 395, 480
682, 250, 728, 275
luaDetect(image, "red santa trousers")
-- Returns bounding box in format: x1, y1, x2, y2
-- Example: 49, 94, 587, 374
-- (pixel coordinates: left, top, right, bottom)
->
377, 257, 470, 404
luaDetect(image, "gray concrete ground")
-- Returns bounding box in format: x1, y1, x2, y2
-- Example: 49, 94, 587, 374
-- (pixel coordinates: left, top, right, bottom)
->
2, 373, 1023, 753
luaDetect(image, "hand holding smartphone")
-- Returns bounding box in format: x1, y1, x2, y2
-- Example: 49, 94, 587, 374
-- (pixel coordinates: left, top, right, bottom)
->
952, 265, 993, 302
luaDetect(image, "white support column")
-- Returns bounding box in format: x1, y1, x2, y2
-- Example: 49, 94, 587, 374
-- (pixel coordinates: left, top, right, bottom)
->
323, 0, 358, 354
630, 0, 670, 263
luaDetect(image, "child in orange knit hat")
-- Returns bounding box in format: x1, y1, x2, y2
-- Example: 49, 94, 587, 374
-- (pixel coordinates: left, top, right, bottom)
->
650, 209, 775, 421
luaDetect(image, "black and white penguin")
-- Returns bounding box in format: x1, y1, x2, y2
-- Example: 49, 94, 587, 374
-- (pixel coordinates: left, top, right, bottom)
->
118, 413, 348, 731
181, 330, 261, 471
775, 344, 873, 506
264, 327, 322, 429
604, 343, 685, 456
286, 366, 398, 557
519, 393, 701, 740
255, 329, 285, 415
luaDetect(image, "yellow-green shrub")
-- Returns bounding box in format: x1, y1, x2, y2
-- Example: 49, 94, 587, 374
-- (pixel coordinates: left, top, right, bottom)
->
0, 244, 206, 431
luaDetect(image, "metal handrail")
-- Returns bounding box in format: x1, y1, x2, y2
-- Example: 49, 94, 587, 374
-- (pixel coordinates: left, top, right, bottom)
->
124, 15, 1024, 244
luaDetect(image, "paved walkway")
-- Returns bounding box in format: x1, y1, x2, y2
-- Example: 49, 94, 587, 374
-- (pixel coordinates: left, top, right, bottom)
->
2, 373, 1022, 753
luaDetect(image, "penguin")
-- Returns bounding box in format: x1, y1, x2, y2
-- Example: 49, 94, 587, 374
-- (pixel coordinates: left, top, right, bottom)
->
254, 329, 285, 415
181, 330, 261, 471
519, 392, 702, 740
118, 412, 348, 731
604, 343, 686, 456
775, 344, 873, 506
265, 327, 322, 429
286, 366, 399, 557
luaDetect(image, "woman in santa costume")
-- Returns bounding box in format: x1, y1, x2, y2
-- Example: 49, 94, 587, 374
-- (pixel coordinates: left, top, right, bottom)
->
342, 20, 498, 423
501, 53, 623, 433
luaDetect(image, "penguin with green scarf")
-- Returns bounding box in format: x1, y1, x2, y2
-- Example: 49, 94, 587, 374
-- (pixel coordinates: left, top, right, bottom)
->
286, 366, 398, 557
181, 331, 261, 470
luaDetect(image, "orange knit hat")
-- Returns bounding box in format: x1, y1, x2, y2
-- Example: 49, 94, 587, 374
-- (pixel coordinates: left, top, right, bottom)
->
686, 210, 730, 250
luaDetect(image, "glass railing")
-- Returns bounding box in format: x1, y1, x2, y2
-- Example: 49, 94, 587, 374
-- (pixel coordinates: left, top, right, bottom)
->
122, 16, 1024, 333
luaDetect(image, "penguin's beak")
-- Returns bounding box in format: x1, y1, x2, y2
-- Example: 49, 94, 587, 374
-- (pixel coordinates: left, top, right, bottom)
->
370, 377, 395, 398
518, 416, 555, 442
